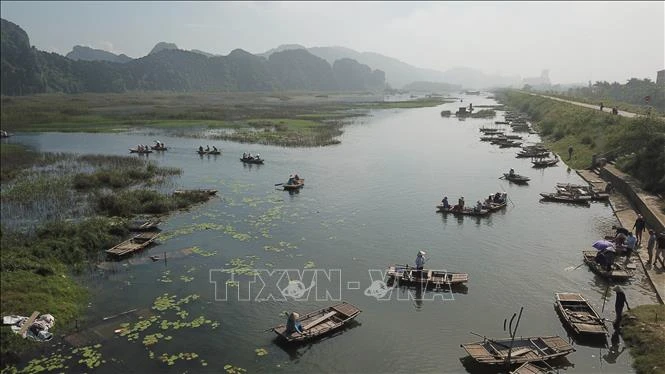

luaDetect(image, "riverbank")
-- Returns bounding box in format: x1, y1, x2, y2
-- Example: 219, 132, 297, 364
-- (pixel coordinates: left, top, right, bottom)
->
575, 166, 665, 373
0, 144, 213, 366
0, 92, 452, 147
496, 90, 665, 195
620, 304, 665, 374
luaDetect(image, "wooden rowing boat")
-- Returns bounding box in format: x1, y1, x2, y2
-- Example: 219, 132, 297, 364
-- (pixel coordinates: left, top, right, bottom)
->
436, 205, 489, 216
460, 335, 575, 365
283, 178, 304, 190
539, 193, 591, 205
385, 264, 469, 287
554, 293, 608, 338
503, 173, 530, 184
128, 218, 161, 232
510, 362, 550, 374
150, 145, 168, 151
485, 201, 508, 212
240, 157, 264, 164
129, 148, 152, 154
106, 232, 160, 257
532, 156, 559, 168
271, 302, 361, 343
554, 184, 610, 201
174, 189, 217, 196
582, 251, 632, 281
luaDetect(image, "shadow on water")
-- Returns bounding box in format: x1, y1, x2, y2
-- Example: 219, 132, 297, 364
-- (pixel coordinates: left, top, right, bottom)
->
271, 320, 362, 361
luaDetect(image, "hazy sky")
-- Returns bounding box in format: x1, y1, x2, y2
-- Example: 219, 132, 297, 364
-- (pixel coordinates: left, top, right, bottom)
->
1, 1, 663, 84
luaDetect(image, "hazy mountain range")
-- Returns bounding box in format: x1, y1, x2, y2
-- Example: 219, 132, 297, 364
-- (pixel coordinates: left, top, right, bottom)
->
1, 17, 525, 96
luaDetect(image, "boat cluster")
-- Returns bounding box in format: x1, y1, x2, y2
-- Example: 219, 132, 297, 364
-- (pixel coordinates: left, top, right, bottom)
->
540, 182, 611, 206
436, 192, 508, 217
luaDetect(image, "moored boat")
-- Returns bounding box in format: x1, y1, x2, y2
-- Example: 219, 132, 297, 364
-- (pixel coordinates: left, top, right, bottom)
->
128, 218, 161, 231
582, 251, 632, 281
539, 192, 591, 205
385, 264, 469, 287
174, 189, 218, 196
270, 302, 361, 343
106, 232, 160, 257
532, 156, 559, 168
554, 292, 608, 338
460, 335, 575, 365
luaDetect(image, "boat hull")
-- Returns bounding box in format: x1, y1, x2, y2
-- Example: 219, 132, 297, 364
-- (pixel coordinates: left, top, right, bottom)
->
271, 302, 361, 343
461, 335, 575, 365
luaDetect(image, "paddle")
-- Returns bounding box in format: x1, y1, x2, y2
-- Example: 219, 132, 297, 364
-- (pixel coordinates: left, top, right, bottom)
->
601, 285, 610, 313
566, 262, 586, 271
274, 183, 284, 186
469, 331, 513, 350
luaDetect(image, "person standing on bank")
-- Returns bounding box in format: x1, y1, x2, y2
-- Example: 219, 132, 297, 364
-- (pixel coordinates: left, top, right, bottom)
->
613, 286, 630, 328
632, 214, 646, 246
646, 229, 657, 265
568, 145, 573, 160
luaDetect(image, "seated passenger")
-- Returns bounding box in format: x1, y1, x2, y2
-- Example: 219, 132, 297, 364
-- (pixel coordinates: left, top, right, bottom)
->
441, 196, 450, 209
285, 312, 303, 334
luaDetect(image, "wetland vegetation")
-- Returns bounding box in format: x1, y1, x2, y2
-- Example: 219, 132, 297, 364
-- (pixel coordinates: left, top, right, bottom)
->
0, 92, 452, 147
0, 143, 214, 365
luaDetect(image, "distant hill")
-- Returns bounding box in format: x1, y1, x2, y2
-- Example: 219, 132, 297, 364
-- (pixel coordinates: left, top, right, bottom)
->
0, 19, 385, 95
257, 44, 306, 58
149, 42, 179, 55
262, 44, 522, 90
0, 18, 44, 95
191, 49, 217, 57
66, 45, 133, 63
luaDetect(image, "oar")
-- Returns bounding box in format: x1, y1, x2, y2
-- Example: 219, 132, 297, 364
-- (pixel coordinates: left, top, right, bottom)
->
566, 262, 586, 271
601, 284, 610, 313
469, 331, 513, 350
274, 183, 284, 186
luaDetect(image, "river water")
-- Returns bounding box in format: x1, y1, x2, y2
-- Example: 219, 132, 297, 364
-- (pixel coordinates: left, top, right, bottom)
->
5, 94, 658, 373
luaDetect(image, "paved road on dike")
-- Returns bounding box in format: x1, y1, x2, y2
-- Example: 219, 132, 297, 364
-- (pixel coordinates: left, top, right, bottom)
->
528, 93, 640, 118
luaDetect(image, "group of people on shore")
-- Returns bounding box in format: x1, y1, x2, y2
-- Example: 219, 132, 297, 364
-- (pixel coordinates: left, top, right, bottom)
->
594, 215, 665, 270
600, 102, 619, 115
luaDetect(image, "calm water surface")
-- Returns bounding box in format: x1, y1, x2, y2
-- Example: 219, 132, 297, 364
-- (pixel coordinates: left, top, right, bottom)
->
6, 94, 657, 373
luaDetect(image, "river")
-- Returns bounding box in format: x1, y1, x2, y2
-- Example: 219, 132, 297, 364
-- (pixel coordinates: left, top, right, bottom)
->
5, 94, 657, 373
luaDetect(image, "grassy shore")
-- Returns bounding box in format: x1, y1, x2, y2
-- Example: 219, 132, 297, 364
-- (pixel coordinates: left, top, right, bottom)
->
496, 90, 665, 193
0, 144, 212, 366
0, 92, 451, 147
621, 304, 665, 374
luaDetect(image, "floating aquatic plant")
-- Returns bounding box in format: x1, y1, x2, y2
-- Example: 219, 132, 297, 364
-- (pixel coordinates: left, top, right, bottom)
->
224, 364, 247, 373
255, 348, 268, 356
73, 344, 104, 369
304, 261, 315, 269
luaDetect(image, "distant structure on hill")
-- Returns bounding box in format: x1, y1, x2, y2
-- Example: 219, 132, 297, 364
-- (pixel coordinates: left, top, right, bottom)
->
522, 69, 551, 90
657, 69, 665, 85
